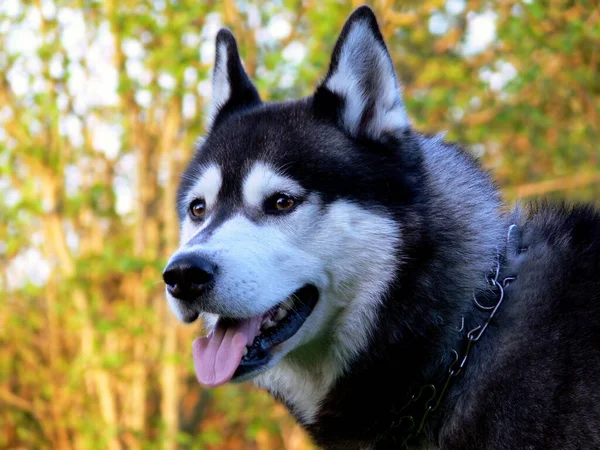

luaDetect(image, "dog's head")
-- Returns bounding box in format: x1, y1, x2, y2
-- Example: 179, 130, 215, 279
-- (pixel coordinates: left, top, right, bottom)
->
164, 6, 419, 391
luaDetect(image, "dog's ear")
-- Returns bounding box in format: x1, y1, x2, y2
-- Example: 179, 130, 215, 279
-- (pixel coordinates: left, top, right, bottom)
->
314, 6, 409, 140
208, 29, 261, 130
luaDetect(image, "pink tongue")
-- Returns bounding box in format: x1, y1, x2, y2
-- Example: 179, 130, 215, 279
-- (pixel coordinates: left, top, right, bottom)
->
192, 316, 262, 387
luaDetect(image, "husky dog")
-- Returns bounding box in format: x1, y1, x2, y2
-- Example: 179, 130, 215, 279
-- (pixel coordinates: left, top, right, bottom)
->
163, 6, 600, 449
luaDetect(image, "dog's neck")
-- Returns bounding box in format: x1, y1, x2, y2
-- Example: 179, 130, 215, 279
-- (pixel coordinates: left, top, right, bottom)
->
296, 223, 514, 449
258, 133, 509, 449
376, 224, 521, 448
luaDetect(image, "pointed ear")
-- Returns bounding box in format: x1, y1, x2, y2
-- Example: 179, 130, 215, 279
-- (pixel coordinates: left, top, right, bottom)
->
208, 29, 261, 129
314, 6, 409, 140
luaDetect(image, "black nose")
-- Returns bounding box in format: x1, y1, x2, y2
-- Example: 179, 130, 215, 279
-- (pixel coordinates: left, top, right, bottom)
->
162, 253, 217, 301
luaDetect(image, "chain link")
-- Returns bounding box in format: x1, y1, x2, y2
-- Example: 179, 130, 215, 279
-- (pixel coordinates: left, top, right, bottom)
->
384, 225, 519, 448
390, 267, 517, 448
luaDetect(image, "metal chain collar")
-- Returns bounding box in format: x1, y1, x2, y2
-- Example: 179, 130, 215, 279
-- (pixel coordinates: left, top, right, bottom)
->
388, 225, 519, 449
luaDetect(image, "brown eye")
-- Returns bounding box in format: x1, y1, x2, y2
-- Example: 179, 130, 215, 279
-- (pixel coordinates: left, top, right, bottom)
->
266, 193, 297, 214
275, 195, 295, 210
189, 199, 206, 218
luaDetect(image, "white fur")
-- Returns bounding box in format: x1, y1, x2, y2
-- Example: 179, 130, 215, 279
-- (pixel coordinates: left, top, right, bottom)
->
166, 291, 189, 322
179, 164, 221, 243
184, 204, 328, 319
169, 162, 400, 423
242, 162, 305, 208
208, 42, 231, 128
182, 199, 398, 422
254, 202, 400, 423
324, 19, 409, 139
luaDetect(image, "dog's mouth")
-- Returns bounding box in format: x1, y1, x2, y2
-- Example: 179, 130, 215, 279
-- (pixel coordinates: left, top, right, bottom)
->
192, 285, 319, 387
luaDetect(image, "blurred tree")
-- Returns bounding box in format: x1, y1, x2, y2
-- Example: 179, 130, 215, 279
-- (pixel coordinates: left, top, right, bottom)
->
0, 0, 598, 449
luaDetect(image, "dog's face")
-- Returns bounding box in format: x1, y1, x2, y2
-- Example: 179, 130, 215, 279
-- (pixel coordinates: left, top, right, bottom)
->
164, 7, 414, 402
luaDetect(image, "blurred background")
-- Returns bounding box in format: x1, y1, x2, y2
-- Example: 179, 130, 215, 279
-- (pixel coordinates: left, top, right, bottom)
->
1, 0, 598, 449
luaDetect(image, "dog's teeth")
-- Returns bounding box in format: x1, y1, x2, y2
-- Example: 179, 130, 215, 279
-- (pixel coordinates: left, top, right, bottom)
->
243, 347, 248, 356
282, 298, 294, 310
263, 319, 276, 330
275, 307, 287, 321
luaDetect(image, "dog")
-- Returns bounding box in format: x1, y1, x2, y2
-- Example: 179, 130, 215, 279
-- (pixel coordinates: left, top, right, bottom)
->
163, 6, 600, 449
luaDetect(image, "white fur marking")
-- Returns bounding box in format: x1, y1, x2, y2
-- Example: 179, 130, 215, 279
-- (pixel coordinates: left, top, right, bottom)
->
242, 162, 305, 208
208, 42, 231, 126
254, 201, 401, 423
186, 164, 222, 209
325, 20, 409, 138
172, 188, 400, 424
180, 164, 222, 244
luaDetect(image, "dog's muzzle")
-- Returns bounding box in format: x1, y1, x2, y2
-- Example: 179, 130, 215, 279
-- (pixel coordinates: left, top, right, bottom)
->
162, 253, 217, 302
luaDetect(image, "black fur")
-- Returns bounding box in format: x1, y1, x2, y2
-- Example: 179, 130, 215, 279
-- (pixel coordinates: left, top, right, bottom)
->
176, 6, 600, 449
300, 202, 600, 449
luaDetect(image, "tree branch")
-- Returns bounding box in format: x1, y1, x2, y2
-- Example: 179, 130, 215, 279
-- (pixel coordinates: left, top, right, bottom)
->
507, 172, 600, 198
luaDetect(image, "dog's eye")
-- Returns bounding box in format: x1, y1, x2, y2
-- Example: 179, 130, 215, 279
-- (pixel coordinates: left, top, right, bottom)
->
265, 193, 297, 214
189, 199, 206, 218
